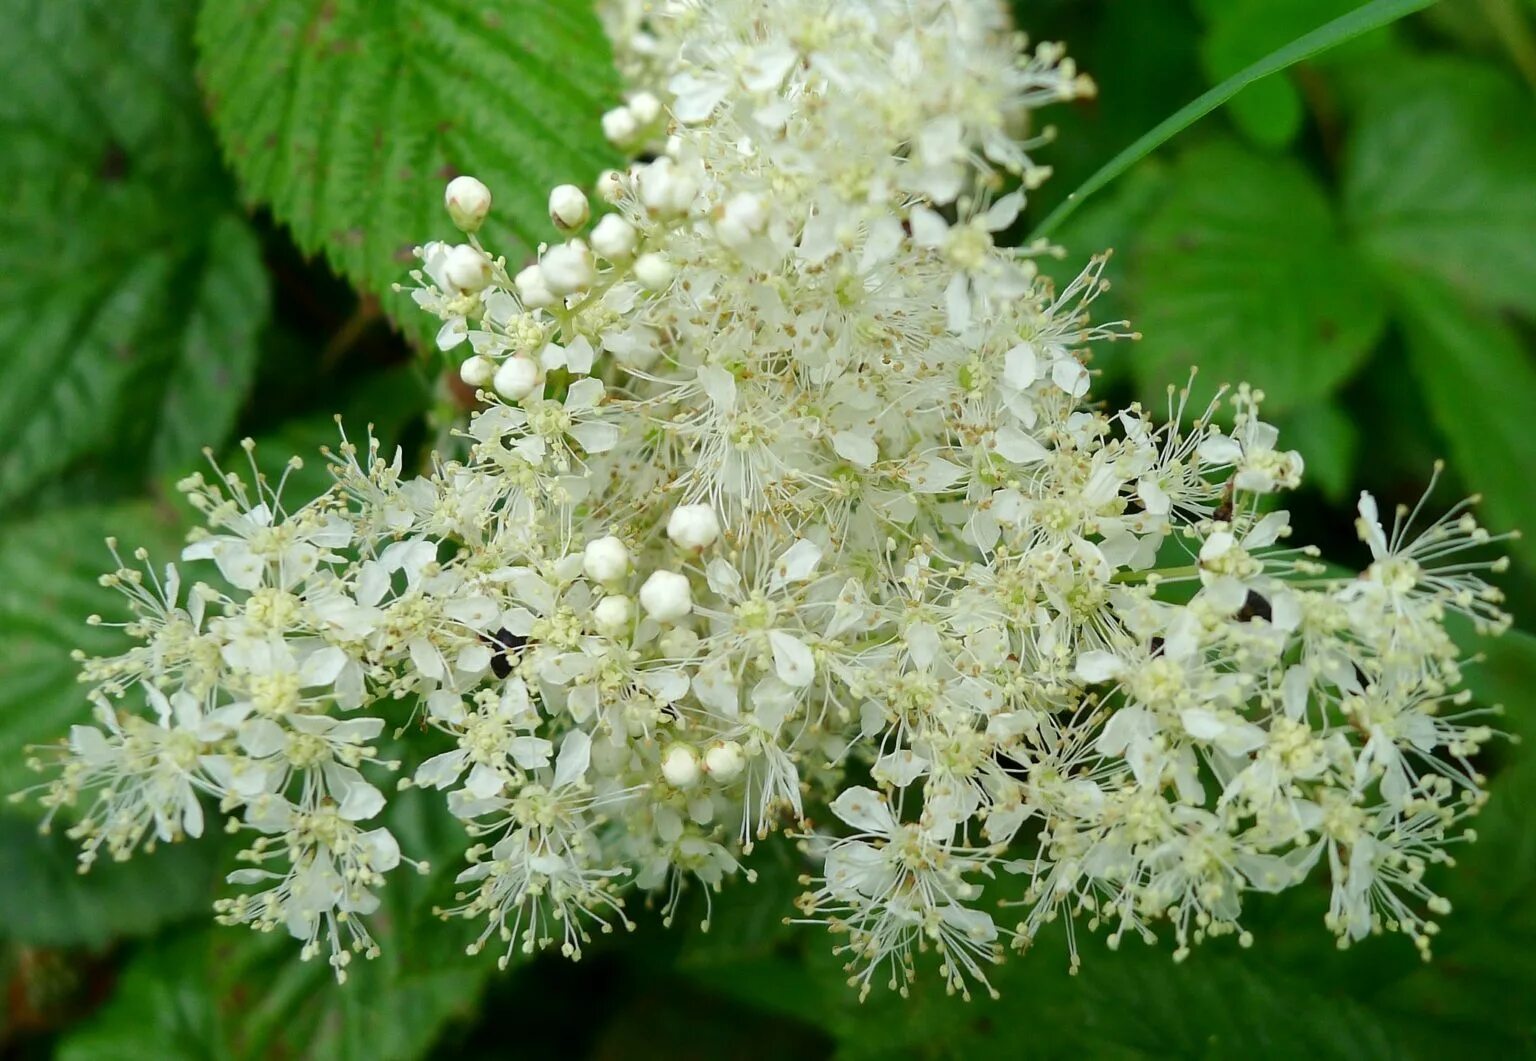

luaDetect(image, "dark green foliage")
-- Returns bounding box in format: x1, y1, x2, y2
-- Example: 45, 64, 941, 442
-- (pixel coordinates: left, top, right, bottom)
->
0, 0, 269, 508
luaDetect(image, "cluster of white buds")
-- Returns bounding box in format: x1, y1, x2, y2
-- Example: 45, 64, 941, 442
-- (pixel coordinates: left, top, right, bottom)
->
27, 0, 1514, 998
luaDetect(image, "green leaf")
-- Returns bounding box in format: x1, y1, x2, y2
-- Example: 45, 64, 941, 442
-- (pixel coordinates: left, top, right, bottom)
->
56, 788, 492, 1061
1344, 58, 1536, 317
0, 0, 270, 506
1199, 0, 1381, 149
1390, 270, 1536, 573
1129, 140, 1388, 413
1030, 0, 1435, 240
54, 932, 229, 1061
196, 0, 621, 342
1276, 401, 1360, 503
0, 503, 183, 799
0, 814, 221, 948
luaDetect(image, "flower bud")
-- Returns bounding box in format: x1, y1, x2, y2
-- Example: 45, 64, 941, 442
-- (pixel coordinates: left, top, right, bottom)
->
716, 192, 767, 248
444, 175, 492, 232
704, 741, 745, 782
639, 569, 692, 622
514, 264, 556, 309
634, 252, 674, 291
583, 535, 631, 584
444, 244, 491, 293
636, 158, 697, 217
602, 106, 639, 145
667, 504, 720, 550
591, 214, 638, 260
541, 240, 595, 296
458, 355, 496, 389
596, 169, 626, 204
492, 355, 540, 401
661, 745, 700, 788
548, 184, 591, 232
592, 594, 633, 636
628, 91, 662, 125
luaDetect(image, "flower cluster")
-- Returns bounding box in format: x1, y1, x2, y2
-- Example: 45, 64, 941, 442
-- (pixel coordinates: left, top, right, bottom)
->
25, 0, 1512, 998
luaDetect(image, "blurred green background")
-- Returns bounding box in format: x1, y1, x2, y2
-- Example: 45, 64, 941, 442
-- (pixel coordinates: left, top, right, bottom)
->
1, 0, 1533, 1057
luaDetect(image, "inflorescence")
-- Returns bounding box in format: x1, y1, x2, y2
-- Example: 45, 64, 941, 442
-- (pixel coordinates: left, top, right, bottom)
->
21, 0, 1515, 997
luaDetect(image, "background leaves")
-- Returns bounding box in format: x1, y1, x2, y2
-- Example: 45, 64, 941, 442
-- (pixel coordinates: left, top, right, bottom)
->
0, 0, 269, 508
195, 0, 621, 341
1129, 140, 1388, 413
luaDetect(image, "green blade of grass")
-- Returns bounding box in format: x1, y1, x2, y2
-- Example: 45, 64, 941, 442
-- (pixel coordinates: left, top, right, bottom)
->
1030, 0, 1438, 241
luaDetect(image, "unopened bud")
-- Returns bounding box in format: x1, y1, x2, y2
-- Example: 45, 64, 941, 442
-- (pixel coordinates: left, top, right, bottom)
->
592, 594, 634, 636
639, 569, 692, 622
602, 106, 640, 145
591, 214, 638, 260
541, 240, 595, 296
583, 535, 631, 584
492, 356, 541, 401
444, 175, 492, 232
634, 252, 674, 291
628, 92, 662, 125
667, 504, 720, 550
514, 264, 556, 309
459, 355, 496, 389
444, 244, 491, 293
661, 745, 701, 788
548, 184, 591, 232
704, 741, 745, 782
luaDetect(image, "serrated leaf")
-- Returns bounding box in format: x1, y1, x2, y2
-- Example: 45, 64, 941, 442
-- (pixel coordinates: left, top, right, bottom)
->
0, 0, 270, 507
1344, 58, 1536, 317
0, 504, 183, 799
1390, 270, 1536, 573
1129, 140, 1388, 412
196, 0, 621, 343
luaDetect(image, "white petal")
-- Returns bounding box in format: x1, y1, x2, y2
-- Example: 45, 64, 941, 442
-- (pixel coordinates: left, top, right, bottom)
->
565, 376, 605, 411
554, 730, 592, 788
569, 420, 619, 453
298, 646, 347, 688
993, 426, 1047, 464
830, 786, 896, 835
770, 539, 823, 590
832, 430, 878, 468
768, 629, 815, 687
1075, 650, 1124, 683
415, 749, 468, 790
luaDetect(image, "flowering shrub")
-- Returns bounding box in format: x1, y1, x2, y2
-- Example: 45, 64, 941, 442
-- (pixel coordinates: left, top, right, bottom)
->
25, 0, 1513, 1003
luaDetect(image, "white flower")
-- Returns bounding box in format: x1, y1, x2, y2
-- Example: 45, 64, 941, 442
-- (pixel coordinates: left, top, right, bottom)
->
37, 0, 1508, 996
